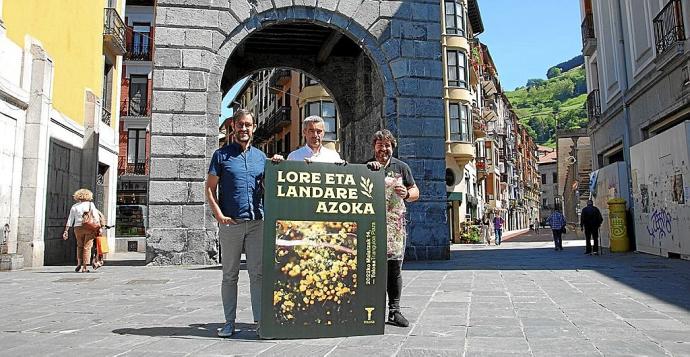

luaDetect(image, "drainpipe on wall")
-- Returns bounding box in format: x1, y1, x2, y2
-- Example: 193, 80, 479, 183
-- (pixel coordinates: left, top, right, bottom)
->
615, 0, 635, 243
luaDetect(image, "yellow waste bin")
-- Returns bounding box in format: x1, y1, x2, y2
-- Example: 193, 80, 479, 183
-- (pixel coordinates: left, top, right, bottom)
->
608, 198, 630, 252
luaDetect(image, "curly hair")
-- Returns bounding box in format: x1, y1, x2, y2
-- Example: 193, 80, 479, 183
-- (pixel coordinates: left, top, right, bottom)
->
371, 129, 397, 148
73, 188, 93, 201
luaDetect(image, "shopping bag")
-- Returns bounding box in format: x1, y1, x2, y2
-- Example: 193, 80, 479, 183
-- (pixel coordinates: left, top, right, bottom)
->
96, 235, 109, 255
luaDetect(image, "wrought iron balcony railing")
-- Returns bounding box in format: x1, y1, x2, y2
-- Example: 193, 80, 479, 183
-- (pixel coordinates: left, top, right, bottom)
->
653, 0, 686, 55
581, 13, 596, 55
126, 42, 152, 61
103, 8, 126, 55
586, 89, 601, 122
118, 156, 148, 176
101, 107, 112, 126
120, 98, 150, 117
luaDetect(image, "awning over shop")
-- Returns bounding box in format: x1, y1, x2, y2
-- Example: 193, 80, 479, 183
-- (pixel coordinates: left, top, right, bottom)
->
447, 192, 463, 202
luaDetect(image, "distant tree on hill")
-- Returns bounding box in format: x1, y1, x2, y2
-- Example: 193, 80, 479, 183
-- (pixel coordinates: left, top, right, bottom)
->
546, 66, 562, 79
526, 78, 546, 88
551, 80, 574, 101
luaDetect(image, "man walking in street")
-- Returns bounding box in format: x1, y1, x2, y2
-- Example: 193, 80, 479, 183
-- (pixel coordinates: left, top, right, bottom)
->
285, 115, 343, 163
366, 129, 419, 328
547, 208, 567, 251
493, 214, 504, 245
206, 109, 267, 338
580, 200, 604, 255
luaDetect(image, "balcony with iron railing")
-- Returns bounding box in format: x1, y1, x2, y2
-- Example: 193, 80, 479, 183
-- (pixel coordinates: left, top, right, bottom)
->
482, 102, 497, 122
653, 0, 686, 57
126, 41, 152, 61
472, 119, 486, 139
102, 107, 112, 126
269, 69, 292, 89
581, 13, 596, 56
120, 98, 151, 117
586, 89, 601, 122
481, 72, 498, 97
103, 8, 126, 55
118, 156, 148, 176
266, 106, 291, 134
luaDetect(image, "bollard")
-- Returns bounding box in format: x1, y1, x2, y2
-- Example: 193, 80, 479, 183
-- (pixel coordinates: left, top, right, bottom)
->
608, 198, 630, 252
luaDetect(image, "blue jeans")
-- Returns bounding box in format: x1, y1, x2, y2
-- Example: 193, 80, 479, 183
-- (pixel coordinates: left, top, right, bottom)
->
219, 220, 263, 323
494, 229, 502, 245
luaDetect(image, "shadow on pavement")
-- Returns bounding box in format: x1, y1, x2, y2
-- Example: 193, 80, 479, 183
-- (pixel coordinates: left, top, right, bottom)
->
403, 242, 690, 313
113, 322, 260, 340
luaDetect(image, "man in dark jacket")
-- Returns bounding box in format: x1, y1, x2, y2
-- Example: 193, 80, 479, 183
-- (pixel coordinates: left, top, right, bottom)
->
580, 200, 604, 255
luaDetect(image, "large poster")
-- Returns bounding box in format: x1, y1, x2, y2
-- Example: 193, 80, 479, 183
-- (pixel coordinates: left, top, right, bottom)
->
260, 161, 387, 339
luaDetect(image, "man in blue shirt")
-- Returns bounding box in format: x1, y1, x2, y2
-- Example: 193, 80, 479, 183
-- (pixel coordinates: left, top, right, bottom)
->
547, 208, 567, 251
206, 109, 267, 337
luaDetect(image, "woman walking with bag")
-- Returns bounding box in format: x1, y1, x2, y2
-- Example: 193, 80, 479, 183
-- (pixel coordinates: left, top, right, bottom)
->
62, 189, 105, 273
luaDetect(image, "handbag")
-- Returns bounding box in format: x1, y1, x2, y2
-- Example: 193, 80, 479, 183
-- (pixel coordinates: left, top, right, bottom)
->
96, 235, 109, 255
82, 203, 101, 233
561, 226, 567, 234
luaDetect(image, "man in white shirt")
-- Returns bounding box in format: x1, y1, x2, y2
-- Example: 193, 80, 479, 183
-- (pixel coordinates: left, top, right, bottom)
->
276, 115, 344, 163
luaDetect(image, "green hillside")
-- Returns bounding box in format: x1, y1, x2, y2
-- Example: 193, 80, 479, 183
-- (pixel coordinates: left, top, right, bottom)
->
505, 64, 588, 147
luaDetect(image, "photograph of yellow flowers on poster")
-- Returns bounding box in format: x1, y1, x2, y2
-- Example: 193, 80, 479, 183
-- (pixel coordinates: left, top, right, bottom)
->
273, 220, 358, 326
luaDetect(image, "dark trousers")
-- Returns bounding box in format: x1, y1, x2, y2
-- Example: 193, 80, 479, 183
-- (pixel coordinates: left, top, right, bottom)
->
584, 228, 599, 253
387, 260, 403, 311
552, 229, 563, 249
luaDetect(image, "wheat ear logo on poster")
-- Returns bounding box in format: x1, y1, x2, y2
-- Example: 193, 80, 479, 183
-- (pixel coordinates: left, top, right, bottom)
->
275, 170, 376, 215
364, 307, 376, 324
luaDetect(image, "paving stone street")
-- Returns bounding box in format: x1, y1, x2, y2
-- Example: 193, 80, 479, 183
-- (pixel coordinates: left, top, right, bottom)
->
1, 232, 689, 356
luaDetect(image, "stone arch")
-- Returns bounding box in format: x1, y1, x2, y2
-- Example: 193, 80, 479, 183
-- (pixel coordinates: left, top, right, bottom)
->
150, 0, 449, 264
208, 8, 397, 163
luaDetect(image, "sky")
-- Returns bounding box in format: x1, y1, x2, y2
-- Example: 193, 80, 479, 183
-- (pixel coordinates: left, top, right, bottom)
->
477, 0, 582, 91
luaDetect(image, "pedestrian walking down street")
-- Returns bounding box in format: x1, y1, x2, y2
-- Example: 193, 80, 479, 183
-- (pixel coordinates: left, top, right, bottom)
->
493, 214, 504, 245
547, 208, 567, 251
366, 129, 419, 328
481, 217, 492, 245
581, 200, 604, 255
533, 218, 540, 234
206, 109, 267, 338
63, 189, 106, 273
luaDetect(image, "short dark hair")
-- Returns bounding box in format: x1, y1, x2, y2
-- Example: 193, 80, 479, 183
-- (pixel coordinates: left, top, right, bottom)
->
371, 129, 397, 148
233, 108, 254, 123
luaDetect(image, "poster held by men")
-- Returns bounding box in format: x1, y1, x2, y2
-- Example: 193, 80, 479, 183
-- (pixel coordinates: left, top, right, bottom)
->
260, 160, 387, 339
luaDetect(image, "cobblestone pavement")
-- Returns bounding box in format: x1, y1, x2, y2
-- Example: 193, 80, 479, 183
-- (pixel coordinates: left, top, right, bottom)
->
1, 237, 689, 356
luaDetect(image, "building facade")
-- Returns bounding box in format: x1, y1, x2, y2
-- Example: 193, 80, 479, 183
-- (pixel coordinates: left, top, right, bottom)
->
115, 0, 155, 254
556, 129, 592, 224
580, 0, 690, 257
0, 0, 125, 268
226, 70, 341, 158
537, 146, 558, 223
441, 0, 540, 241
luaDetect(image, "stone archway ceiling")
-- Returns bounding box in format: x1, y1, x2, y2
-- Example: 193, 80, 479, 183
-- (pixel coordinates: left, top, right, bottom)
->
239, 23, 361, 56
222, 22, 364, 93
